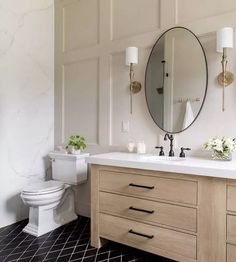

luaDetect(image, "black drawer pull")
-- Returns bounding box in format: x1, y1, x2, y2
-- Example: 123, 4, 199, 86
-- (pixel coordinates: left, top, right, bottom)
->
129, 206, 154, 214
128, 229, 154, 239
129, 183, 155, 190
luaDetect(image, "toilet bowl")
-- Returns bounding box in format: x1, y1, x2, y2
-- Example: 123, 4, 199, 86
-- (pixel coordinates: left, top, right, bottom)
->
21, 152, 89, 237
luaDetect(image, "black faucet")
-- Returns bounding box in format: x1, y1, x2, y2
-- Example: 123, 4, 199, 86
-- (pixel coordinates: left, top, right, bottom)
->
179, 147, 191, 158
155, 146, 165, 156
164, 133, 174, 157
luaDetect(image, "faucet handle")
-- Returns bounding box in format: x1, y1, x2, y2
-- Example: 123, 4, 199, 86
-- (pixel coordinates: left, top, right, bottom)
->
155, 146, 165, 156
179, 147, 191, 158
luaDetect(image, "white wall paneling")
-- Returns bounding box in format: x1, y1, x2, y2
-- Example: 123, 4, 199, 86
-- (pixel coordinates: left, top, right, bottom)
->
177, 0, 236, 24
62, 0, 99, 52
160, 0, 177, 28
63, 58, 99, 145
111, 0, 160, 40
111, 50, 158, 146
55, 0, 236, 216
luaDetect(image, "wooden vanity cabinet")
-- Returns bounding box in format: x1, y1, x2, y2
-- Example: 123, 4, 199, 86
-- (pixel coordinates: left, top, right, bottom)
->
91, 165, 228, 262
227, 181, 236, 262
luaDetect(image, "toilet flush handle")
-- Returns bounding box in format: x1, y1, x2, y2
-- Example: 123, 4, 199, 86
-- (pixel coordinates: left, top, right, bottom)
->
50, 158, 55, 162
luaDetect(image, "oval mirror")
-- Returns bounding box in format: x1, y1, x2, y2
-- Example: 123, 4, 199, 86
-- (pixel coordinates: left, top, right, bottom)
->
145, 27, 208, 133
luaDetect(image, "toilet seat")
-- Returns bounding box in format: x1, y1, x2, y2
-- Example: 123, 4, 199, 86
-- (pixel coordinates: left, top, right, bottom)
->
20, 180, 77, 236
22, 180, 65, 195
21, 180, 66, 208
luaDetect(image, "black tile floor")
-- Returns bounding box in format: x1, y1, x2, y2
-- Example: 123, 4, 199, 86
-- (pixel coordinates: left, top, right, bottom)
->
0, 216, 175, 262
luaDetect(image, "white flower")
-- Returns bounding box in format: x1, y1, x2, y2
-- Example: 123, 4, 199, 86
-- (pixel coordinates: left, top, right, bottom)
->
205, 138, 214, 150
214, 139, 223, 152
207, 139, 213, 147
204, 137, 236, 154
225, 138, 236, 152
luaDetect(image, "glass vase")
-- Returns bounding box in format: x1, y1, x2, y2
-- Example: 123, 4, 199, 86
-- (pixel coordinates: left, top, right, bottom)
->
212, 150, 232, 161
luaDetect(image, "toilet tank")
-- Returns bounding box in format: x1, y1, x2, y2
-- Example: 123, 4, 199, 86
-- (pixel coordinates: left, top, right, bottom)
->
49, 152, 89, 184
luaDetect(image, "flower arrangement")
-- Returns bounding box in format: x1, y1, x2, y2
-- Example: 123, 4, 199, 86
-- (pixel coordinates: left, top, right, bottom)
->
203, 137, 236, 161
66, 135, 86, 154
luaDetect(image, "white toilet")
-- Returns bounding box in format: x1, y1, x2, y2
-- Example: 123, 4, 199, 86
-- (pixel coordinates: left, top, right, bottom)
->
21, 152, 89, 237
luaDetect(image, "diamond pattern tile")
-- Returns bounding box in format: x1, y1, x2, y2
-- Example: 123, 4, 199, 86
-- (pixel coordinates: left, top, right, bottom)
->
0, 216, 175, 262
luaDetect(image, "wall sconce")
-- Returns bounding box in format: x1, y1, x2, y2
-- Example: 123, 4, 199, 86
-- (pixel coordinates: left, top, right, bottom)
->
216, 27, 234, 111
125, 47, 142, 114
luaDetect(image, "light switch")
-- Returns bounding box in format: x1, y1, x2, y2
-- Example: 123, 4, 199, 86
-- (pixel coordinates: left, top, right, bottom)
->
122, 121, 130, 133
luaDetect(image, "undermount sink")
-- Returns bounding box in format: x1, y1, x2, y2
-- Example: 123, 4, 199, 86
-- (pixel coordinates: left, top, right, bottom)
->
141, 155, 186, 162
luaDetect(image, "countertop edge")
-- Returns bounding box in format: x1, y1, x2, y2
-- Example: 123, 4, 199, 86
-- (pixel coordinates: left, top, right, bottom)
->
86, 154, 236, 180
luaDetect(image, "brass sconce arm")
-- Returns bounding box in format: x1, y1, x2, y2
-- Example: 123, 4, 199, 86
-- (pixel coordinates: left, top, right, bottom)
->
128, 63, 141, 114
126, 46, 142, 114
216, 27, 234, 112
217, 48, 234, 111
218, 48, 234, 87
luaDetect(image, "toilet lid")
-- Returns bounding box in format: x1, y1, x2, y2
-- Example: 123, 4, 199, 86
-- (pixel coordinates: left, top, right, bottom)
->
22, 180, 65, 194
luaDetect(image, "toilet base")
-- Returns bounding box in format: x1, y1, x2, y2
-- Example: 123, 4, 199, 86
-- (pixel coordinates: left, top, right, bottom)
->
23, 210, 78, 237
23, 186, 77, 237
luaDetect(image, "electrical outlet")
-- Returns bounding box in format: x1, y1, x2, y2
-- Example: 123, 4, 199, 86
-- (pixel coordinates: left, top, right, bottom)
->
121, 121, 130, 133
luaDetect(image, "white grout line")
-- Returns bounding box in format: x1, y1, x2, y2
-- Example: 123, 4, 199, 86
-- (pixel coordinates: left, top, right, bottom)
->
107, 247, 111, 261
3, 234, 30, 262
15, 237, 37, 262
26, 228, 59, 262
0, 223, 26, 246
41, 218, 82, 262
54, 217, 85, 261
80, 238, 90, 262
0, 222, 24, 236
70, 254, 122, 262
93, 246, 100, 262
67, 218, 89, 261
1, 218, 153, 262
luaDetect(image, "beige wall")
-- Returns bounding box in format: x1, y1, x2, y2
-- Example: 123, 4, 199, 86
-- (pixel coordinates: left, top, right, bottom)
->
0, 0, 54, 227
55, 0, 236, 216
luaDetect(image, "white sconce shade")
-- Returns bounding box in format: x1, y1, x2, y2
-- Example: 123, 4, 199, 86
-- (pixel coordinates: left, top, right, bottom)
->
125, 46, 141, 114
126, 47, 138, 65
217, 27, 234, 53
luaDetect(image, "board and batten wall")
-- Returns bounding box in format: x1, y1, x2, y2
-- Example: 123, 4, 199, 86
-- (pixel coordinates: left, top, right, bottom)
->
55, 0, 236, 217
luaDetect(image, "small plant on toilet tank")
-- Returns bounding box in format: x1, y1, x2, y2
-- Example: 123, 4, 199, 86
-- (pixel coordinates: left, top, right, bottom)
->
66, 135, 86, 154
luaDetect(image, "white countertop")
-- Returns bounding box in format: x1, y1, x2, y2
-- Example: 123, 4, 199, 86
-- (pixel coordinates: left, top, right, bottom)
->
86, 152, 236, 179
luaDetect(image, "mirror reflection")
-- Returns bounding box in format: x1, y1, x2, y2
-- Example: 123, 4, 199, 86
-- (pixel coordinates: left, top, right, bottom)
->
145, 27, 208, 133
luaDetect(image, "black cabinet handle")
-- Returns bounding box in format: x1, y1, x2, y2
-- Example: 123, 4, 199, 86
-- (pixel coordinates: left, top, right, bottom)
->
129, 206, 154, 214
129, 183, 154, 190
128, 229, 154, 239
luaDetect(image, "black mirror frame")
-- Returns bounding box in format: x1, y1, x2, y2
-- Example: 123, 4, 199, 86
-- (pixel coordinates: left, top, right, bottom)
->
145, 26, 208, 134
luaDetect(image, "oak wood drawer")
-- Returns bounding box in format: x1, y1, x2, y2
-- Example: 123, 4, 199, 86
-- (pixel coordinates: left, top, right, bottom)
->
100, 191, 197, 232
99, 213, 197, 261
99, 170, 197, 205
227, 185, 236, 212
227, 215, 236, 244
227, 244, 236, 262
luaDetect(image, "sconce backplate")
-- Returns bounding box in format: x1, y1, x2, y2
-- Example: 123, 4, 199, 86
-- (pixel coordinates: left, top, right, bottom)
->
131, 81, 142, 94
218, 71, 234, 87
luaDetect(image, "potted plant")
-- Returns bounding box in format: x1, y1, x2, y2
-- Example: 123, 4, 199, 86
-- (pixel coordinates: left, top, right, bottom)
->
203, 137, 236, 161
66, 135, 86, 154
